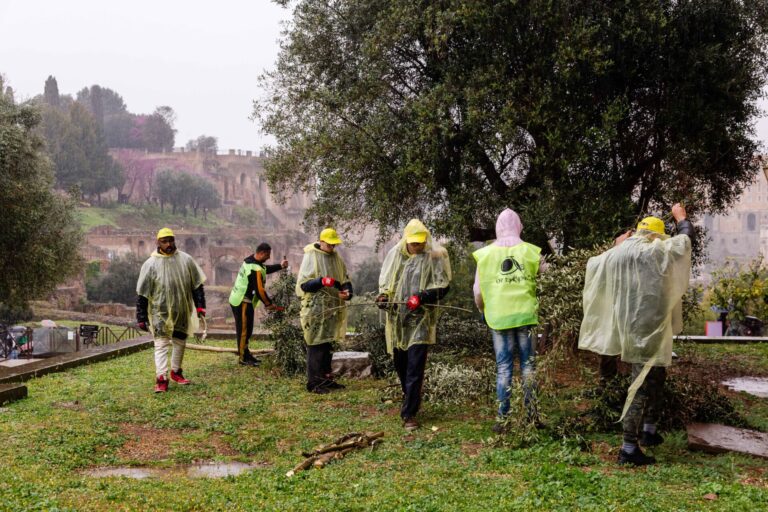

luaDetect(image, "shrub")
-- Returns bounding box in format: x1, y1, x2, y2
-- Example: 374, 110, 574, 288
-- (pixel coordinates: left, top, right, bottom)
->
422, 360, 495, 406
709, 257, 768, 322
536, 245, 608, 350
435, 313, 490, 356
555, 371, 748, 439
86, 254, 143, 305
343, 319, 392, 378
264, 273, 306, 376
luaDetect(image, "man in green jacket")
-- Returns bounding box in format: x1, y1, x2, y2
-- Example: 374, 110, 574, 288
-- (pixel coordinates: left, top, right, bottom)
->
229, 242, 287, 366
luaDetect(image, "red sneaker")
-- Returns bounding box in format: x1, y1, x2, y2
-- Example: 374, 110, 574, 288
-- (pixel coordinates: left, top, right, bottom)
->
170, 369, 191, 385
154, 375, 168, 393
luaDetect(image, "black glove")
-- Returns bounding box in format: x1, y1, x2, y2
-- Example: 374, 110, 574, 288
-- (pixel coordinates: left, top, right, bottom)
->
376, 294, 389, 310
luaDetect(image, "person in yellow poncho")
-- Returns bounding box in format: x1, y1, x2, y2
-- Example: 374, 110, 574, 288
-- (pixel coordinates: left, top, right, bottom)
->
136, 228, 206, 393
579, 204, 694, 466
296, 228, 353, 394
376, 219, 451, 431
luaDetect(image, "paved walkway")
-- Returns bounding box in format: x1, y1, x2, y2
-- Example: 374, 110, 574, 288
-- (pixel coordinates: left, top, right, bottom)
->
0, 335, 153, 406
0, 335, 153, 385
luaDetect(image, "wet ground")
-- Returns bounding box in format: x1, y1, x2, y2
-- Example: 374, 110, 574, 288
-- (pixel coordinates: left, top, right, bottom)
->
722, 377, 768, 398
83, 461, 270, 479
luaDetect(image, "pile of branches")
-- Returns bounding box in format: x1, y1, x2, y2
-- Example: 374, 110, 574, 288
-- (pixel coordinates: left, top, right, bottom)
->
555, 371, 750, 439
286, 431, 384, 477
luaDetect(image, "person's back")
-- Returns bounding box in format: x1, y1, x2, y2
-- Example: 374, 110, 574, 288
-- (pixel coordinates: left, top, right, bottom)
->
473, 208, 542, 432
579, 204, 693, 466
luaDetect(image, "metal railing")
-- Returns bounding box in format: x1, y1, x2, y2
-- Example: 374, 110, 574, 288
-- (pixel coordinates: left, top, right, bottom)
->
78, 325, 142, 350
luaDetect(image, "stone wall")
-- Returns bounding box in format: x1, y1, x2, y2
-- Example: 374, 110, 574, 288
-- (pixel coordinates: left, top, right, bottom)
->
104, 149, 384, 278
701, 161, 768, 279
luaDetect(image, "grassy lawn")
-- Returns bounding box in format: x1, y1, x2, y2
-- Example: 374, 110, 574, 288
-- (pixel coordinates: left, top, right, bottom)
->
77, 204, 232, 232
1, 341, 767, 511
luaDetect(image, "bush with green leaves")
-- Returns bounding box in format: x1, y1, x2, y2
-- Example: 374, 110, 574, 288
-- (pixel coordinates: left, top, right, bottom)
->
350, 257, 381, 296
345, 292, 381, 331
264, 272, 306, 376
343, 319, 392, 378
556, 368, 749, 440
85, 254, 143, 305
422, 360, 495, 406
435, 313, 490, 356
709, 257, 768, 322
536, 245, 609, 350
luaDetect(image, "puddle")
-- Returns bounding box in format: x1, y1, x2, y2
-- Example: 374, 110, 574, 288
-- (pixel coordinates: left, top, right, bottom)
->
722, 377, 768, 398
186, 461, 265, 478
84, 467, 157, 479
84, 461, 269, 479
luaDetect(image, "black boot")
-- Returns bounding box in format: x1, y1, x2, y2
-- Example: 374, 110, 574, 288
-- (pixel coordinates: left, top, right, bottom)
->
639, 431, 664, 447
618, 446, 656, 466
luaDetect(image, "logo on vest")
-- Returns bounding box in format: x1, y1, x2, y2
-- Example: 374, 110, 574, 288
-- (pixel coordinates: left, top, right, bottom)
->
499, 257, 523, 275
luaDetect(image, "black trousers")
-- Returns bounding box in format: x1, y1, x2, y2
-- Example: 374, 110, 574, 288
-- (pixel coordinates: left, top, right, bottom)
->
306, 342, 333, 391
599, 354, 619, 386
232, 303, 255, 361
393, 344, 429, 420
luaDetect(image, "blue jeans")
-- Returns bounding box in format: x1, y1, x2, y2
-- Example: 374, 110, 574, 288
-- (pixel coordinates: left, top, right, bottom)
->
492, 326, 537, 417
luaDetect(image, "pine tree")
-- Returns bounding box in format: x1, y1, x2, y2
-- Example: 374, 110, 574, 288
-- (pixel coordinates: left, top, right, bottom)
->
43, 75, 59, 107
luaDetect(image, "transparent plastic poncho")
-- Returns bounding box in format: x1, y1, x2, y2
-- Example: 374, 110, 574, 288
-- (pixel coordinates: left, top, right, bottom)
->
295, 243, 350, 346
579, 231, 691, 366
379, 219, 452, 354
136, 250, 206, 338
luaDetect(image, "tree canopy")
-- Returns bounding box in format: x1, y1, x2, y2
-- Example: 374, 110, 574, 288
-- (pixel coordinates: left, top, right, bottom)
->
256, 0, 768, 249
39, 97, 124, 202
0, 77, 83, 322
76, 84, 176, 151
155, 169, 222, 218
186, 135, 218, 154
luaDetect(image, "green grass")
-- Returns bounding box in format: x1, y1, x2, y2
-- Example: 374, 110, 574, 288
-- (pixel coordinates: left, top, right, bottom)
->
0, 341, 766, 511
77, 204, 233, 232
76, 206, 121, 230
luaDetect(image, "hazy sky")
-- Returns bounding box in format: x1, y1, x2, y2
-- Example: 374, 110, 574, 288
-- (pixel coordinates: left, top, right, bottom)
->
1, 0, 767, 153
0, 0, 289, 152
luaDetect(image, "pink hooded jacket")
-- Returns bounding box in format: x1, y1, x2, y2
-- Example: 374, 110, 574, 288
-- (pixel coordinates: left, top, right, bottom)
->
473, 209, 534, 309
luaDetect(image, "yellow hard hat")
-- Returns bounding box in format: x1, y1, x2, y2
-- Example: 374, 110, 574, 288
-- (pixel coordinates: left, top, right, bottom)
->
636, 217, 665, 235
319, 227, 342, 245
405, 231, 427, 243
157, 227, 175, 239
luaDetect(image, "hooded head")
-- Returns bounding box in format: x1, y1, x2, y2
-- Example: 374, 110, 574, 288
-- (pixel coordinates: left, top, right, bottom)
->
495, 209, 523, 247
400, 219, 433, 255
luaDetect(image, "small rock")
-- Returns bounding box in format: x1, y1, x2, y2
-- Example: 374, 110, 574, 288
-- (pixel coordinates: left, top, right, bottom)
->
703, 493, 718, 501
331, 351, 372, 379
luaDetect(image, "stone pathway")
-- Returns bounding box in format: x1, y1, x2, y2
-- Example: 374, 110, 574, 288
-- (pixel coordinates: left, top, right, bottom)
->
687, 423, 768, 460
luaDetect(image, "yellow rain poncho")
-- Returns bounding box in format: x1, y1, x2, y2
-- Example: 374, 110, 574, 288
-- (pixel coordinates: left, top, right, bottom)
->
295, 244, 350, 346
136, 250, 206, 338
379, 219, 452, 354
578, 231, 691, 367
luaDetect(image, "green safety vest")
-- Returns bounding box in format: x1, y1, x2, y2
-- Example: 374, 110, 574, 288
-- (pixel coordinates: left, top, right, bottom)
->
228, 261, 267, 306
473, 242, 540, 330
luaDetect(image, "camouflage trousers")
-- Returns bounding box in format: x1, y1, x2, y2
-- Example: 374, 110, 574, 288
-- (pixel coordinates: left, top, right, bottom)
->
622, 364, 667, 444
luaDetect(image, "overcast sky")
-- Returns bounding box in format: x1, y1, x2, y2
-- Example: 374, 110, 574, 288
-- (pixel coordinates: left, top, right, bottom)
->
0, 0, 289, 152
2, 0, 767, 154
